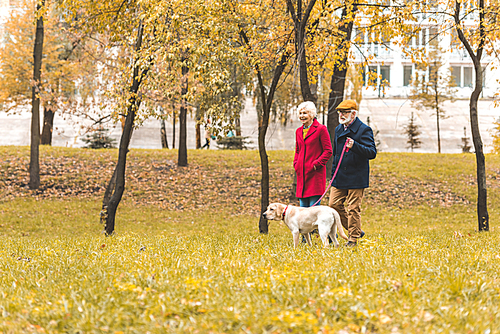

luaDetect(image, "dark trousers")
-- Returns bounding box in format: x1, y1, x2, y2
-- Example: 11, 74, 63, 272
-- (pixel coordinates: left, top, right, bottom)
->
201, 138, 210, 149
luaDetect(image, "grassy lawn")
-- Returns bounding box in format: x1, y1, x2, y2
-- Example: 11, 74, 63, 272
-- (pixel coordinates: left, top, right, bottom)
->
1, 146, 499, 333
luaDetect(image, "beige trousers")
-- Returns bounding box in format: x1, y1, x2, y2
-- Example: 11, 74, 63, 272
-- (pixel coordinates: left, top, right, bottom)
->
328, 187, 365, 242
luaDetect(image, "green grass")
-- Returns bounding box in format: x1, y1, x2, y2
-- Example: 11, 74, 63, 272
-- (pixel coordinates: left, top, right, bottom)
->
1, 146, 500, 333
2, 230, 500, 333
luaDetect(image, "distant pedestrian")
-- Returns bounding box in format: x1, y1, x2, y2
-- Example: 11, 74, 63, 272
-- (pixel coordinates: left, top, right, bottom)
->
293, 101, 333, 208
329, 99, 376, 247
202, 125, 211, 149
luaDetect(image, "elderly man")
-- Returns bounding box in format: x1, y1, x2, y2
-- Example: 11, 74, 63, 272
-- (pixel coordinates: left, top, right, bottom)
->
329, 99, 377, 247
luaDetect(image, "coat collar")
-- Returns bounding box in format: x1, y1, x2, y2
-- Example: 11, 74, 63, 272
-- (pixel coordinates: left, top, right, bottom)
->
303, 118, 320, 140
338, 117, 361, 137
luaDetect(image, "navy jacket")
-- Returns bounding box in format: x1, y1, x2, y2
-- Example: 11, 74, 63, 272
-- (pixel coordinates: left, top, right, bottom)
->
331, 117, 377, 189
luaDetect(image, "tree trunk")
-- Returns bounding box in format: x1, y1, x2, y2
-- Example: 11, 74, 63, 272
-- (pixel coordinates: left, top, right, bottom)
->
195, 106, 201, 149
160, 119, 169, 149
256, 55, 289, 234
178, 56, 189, 167
287, 0, 318, 103
172, 108, 176, 149
195, 123, 201, 149
231, 64, 242, 137
29, 0, 44, 190
454, 0, 488, 231
235, 116, 241, 136
258, 105, 270, 233
326, 3, 357, 176
104, 22, 150, 235
436, 108, 441, 154
41, 104, 55, 145
101, 168, 117, 224
470, 66, 488, 231
159, 106, 169, 149
435, 82, 441, 153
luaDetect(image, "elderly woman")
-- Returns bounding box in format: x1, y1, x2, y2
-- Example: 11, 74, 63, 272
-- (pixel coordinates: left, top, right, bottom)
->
293, 101, 333, 207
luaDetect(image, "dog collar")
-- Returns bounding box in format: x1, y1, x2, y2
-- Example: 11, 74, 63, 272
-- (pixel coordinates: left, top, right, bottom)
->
282, 205, 289, 220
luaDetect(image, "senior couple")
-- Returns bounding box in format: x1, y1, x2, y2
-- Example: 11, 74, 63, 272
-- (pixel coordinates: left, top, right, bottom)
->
292, 100, 377, 247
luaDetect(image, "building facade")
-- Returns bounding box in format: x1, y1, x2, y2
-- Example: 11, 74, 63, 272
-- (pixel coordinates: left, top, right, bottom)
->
349, 13, 500, 99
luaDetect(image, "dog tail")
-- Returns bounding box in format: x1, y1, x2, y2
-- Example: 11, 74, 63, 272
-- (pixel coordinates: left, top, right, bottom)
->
332, 210, 349, 240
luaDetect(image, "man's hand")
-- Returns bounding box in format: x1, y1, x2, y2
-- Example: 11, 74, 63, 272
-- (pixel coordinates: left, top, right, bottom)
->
346, 137, 354, 149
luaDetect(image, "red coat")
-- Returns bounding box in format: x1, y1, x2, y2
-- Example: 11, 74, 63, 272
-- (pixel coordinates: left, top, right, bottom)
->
293, 119, 333, 198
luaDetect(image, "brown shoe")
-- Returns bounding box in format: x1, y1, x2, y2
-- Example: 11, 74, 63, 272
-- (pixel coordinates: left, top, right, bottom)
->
345, 241, 357, 248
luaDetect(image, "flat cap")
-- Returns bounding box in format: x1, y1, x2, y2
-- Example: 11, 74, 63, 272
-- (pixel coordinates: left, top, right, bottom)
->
336, 99, 358, 111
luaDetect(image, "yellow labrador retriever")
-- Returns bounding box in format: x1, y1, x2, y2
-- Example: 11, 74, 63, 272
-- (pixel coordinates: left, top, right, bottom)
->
263, 203, 348, 248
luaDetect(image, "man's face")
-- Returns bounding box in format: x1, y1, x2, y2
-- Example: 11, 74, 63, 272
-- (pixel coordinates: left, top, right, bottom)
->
338, 110, 356, 125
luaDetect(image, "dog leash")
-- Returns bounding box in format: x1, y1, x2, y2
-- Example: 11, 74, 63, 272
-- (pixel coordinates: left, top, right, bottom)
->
311, 140, 349, 207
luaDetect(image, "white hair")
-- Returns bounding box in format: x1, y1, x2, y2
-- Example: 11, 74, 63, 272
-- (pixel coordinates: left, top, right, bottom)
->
297, 101, 317, 119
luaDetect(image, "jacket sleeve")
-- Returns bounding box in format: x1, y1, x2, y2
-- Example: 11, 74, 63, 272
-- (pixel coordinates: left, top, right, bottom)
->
313, 126, 333, 167
351, 127, 377, 160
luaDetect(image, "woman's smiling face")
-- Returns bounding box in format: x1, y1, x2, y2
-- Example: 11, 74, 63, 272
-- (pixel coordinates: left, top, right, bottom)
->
299, 109, 313, 127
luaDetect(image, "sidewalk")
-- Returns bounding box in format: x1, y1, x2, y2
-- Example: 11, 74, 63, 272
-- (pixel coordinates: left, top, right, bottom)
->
0, 98, 498, 153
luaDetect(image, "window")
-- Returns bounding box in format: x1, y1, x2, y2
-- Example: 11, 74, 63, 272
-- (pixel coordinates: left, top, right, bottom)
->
380, 66, 391, 84
367, 31, 380, 56
451, 66, 461, 87
352, 28, 357, 42
464, 67, 473, 87
363, 65, 391, 87
450, 66, 484, 88
429, 26, 439, 47
381, 31, 391, 46
403, 66, 413, 86
416, 29, 426, 47
368, 66, 378, 86
410, 28, 431, 48
428, 64, 438, 81
356, 30, 366, 45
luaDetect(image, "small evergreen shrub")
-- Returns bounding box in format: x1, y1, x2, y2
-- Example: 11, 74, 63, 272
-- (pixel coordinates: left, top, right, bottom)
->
82, 127, 116, 149
216, 136, 251, 150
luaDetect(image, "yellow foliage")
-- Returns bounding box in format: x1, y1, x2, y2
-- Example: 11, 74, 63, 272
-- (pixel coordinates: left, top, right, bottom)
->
0, 0, 85, 112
